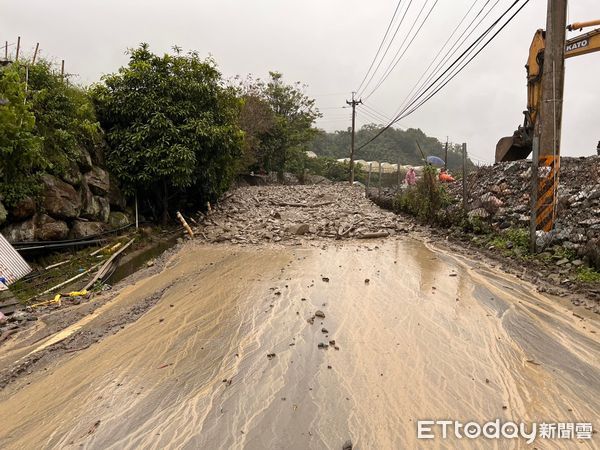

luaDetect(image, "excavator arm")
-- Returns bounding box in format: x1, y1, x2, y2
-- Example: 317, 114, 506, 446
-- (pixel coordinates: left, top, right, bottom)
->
495, 22, 600, 163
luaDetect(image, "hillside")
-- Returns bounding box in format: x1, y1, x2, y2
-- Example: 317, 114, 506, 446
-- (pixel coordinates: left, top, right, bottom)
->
309, 125, 476, 172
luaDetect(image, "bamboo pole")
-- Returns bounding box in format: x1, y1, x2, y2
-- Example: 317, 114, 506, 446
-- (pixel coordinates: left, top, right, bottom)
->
32, 42, 39, 64
29, 261, 106, 302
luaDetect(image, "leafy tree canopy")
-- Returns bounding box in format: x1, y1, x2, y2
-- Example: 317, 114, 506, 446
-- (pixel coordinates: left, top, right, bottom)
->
92, 44, 244, 221
0, 60, 100, 206
234, 72, 321, 175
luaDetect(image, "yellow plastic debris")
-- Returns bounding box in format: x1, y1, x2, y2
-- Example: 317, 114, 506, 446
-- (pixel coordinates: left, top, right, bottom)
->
67, 290, 88, 297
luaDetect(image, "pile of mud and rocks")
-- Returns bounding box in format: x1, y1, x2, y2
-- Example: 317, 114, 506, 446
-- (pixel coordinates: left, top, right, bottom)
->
445, 156, 600, 265
196, 184, 412, 244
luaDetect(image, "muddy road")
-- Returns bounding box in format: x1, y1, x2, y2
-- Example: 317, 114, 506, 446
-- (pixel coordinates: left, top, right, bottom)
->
1, 236, 598, 449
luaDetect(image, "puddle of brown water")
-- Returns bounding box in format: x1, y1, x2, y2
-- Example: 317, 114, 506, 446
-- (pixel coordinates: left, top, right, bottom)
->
0, 239, 598, 449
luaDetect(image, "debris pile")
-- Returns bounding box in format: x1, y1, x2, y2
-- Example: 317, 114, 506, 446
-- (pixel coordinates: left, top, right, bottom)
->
198, 184, 411, 244
447, 156, 600, 255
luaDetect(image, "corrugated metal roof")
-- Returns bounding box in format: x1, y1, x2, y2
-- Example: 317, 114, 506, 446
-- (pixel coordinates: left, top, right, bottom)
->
0, 233, 31, 289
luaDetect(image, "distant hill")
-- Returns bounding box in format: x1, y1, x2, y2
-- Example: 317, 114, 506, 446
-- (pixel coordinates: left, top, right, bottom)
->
309, 125, 475, 172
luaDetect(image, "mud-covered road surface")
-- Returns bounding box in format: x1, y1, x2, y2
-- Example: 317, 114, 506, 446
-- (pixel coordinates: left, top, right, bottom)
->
1, 236, 598, 449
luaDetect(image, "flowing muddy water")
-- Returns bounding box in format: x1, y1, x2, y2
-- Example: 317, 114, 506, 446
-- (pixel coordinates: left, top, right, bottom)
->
0, 238, 598, 449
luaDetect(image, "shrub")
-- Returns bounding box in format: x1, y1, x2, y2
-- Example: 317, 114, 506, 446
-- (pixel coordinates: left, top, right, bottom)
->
393, 165, 451, 223
92, 44, 244, 222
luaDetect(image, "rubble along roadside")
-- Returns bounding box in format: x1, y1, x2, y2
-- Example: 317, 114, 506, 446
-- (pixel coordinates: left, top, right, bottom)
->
372, 156, 600, 314
193, 182, 598, 312
195, 183, 413, 244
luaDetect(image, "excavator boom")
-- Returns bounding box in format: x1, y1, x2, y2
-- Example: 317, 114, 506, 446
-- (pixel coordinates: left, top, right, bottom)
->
495, 23, 600, 163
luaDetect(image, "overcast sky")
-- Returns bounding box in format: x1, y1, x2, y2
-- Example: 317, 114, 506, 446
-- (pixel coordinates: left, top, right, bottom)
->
3, 0, 599, 163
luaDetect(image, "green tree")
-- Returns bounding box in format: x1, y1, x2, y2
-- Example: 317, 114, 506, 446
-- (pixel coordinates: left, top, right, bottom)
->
27, 61, 101, 175
236, 72, 321, 176
92, 44, 244, 223
0, 64, 44, 205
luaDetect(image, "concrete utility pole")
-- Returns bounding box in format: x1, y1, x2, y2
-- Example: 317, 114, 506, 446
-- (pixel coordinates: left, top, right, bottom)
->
346, 92, 362, 184
532, 0, 567, 237
462, 143, 467, 213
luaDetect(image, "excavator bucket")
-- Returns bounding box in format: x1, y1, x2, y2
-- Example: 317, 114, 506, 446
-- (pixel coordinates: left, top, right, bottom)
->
495, 134, 532, 163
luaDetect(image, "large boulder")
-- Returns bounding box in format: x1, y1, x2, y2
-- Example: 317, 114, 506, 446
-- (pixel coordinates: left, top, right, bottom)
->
76, 147, 93, 172
34, 214, 69, 241
70, 220, 106, 239
41, 174, 81, 219
0, 201, 6, 226
108, 211, 130, 229
61, 161, 82, 187
10, 196, 36, 220
81, 182, 110, 222
1, 218, 35, 242
108, 176, 127, 211
84, 166, 110, 196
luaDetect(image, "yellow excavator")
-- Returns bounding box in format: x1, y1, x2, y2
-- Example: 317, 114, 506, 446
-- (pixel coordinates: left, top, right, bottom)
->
496, 20, 600, 162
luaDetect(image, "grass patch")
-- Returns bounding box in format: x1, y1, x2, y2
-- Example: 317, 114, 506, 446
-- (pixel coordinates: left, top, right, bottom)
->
486, 227, 530, 258
576, 267, 600, 283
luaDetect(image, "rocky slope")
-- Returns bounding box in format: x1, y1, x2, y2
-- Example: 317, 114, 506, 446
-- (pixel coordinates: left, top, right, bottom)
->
0, 146, 131, 243
447, 156, 600, 265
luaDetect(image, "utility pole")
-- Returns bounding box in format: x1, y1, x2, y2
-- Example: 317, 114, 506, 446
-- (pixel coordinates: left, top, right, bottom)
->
32, 43, 39, 65
15, 36, 20, 61
529, 136, 540, 253
462, 143, 467, 213
532, 0, 567, 239
346, 92, 362, 184
444, 137, 449, 170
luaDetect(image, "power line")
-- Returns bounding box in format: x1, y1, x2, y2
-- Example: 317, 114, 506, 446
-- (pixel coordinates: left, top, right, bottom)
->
392, 0, 489, 117
397, 0, 529, 121
356, 0, 414, 98
394, 0, 500, 117
359, 108, 388, 124
362, 0, 440, 100
355, 0, 531, 151
361, 104, 392, 122
355, 0, 404, 95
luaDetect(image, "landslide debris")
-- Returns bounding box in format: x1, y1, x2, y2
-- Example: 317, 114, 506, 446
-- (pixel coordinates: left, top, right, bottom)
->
197, 184, 411, 244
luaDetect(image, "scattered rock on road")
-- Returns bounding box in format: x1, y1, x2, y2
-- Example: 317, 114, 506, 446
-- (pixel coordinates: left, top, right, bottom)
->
196, 184, 408, 244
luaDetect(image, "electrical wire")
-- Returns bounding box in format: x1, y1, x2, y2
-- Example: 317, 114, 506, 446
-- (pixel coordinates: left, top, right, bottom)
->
392, 0, 489, 117
356, 0, 415, 98
362, 103, 392, 122
394, 0, 500, 117
355, 0, 531, 151
392, 0, 522, 119
397, 0, 529, 121
355, 0, 404, 95
362, 0, 440, 100
359, 108, 388, 124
